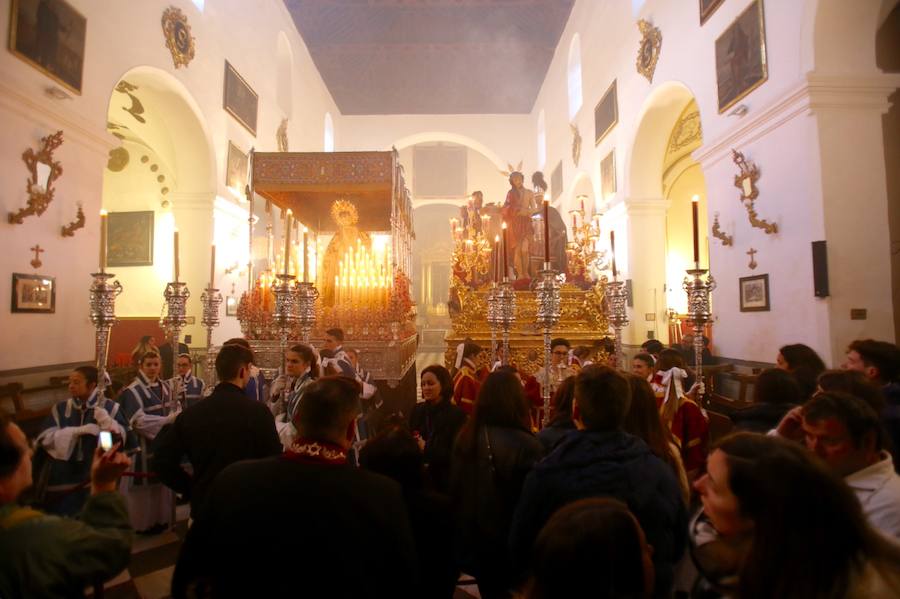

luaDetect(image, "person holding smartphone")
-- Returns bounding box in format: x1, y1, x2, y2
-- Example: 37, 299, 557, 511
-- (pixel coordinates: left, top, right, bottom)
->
35, 366, 128, 516
1, 417, 134, 598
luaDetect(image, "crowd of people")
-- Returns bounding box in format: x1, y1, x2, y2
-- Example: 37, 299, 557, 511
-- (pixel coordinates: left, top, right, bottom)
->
2, 332, 900, 597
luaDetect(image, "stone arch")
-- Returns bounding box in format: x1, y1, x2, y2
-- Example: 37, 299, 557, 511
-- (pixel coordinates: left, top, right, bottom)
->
392, 131, 507, 172
801, 0, 898, 74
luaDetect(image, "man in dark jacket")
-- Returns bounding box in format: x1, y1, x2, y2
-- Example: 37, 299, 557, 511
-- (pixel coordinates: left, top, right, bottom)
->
509, 365, 687, 597
173, 376, 417, 598
152, 344, 282, 520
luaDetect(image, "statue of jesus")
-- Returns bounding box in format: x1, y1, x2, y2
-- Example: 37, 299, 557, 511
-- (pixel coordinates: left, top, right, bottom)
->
502, 171, 535, 280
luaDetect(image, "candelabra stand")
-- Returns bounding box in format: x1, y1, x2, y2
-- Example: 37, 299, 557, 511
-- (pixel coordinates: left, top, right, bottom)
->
496, 282, 516, 366
200, 286, 223, 387
683, 268, 717, 402
486, 284, 500, 364
272, 274, 298, 369
535, 264, 561, 426
606, 278, 629, 370
294, 281, 319, 343
89, 272, 123, 401
161, 281, 190, 407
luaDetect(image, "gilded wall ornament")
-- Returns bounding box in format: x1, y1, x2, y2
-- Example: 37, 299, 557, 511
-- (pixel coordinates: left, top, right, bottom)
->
711, 212, 733, 246
9, 131, 64, 225
107, 147, 129, 172
277, 119, 289, 152
570, 124, 582, 167
636, 20, 662, 83
732, 149, 777, 234
115, 81, 145, 123
747, 247, 758, 270
667, 109, 702, 155
61, 202, 85, 237
162, 6, 195, 69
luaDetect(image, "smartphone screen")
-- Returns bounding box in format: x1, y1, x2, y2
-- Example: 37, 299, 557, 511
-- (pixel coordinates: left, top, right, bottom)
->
99, 430, 113, 451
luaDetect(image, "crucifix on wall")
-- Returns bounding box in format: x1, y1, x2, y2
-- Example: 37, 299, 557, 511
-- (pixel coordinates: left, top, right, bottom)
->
747, 247, 758, 270
30, 244, 44, 269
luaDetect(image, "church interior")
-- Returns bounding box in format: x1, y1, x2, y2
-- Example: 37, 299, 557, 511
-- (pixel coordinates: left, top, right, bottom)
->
2, 0, 900, 597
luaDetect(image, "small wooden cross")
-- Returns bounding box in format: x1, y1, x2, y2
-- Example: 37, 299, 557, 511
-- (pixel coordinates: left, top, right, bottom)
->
30, 244, 44, 269
747, 247, 758, 270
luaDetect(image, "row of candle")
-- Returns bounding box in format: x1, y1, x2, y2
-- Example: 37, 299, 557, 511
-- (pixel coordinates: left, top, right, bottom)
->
335, 241, 392, 307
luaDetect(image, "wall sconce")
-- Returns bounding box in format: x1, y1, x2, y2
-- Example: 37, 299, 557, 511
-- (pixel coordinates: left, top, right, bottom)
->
9, 131, 64, 224
729, 104, 749, 117
61, 202, 85, 237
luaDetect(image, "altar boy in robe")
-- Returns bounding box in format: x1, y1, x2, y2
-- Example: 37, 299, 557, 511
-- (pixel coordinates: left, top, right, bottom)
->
452, 341, 483, 416
35, 366, 128, 515
120, 351, 178, 533
176, 353, 206, 408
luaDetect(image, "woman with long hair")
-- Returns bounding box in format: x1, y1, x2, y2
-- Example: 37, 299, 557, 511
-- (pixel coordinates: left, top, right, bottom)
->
650, 349, 709, 480
270, 343, 319, 449
727, 368, 803, 433
693, 432, 900, 597
451, 370, 544, 599
776, 343, 826, 401
130, 335, 157, 368
537, 376, 577, 453
623, 374, 689, 504
409, 364, 466, 494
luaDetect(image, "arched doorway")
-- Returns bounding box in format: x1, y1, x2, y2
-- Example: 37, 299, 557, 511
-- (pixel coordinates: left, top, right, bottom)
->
625, 82, 708, 345
102, 67, 216, 361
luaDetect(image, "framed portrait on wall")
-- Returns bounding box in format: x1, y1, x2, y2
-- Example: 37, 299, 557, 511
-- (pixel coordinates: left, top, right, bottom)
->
225, 295, 238, 317
739, 273, 770, 312
226, 141, 249, 193
594, 79, 618, 146
600, 150, 616, 199
223, 60, 258, 136
11, 273, 55, 313
715, 0, 768, 113
107, 210, 154, 267
8, 0, 86, 94
699, 0, 726, 25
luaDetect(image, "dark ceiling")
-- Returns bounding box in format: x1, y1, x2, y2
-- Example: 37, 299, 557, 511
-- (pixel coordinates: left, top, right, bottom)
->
283, 0, 575, 115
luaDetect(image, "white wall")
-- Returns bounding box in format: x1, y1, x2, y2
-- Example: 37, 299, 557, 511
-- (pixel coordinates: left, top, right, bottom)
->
0, 0, 339, 371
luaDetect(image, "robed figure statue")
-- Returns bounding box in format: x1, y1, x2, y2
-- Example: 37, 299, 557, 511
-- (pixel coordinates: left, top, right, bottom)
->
502, 172, 535, 280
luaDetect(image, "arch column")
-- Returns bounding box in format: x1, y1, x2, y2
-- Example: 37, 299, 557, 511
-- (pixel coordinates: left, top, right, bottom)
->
605, 197, 670, 346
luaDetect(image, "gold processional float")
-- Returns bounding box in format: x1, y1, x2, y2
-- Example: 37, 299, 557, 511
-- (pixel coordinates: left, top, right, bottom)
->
445, 177, 617, 380
235, 150, 418, 413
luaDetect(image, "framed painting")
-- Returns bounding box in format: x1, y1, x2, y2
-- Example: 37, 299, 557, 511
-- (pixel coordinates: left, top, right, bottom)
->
700, 0, 726, 25
739, 273, 770, 312
223, 60, 258, 136
11, 273, 55, 313
8, 0, 86, 94
594, 79, 618, 146
225, 295, 238, 317
600, 150, 616, 200
226, 141, 248, 193
715, 0, 768, 113
107, 210, 154, 267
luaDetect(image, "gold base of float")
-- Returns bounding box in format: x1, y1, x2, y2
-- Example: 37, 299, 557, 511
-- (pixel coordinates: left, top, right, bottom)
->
445, 280, 612, 376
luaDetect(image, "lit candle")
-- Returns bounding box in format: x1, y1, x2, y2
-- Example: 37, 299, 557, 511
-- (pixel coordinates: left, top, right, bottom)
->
580, 197, 585, 213
501, 222, 509, 281
572, 212, 577, 229
543, 199, 550, 264
302, 227, 309, 283
610, 230, 617, 279
174, 228, 180, 282
494, 234, 500, 283
210, 244, 216, 288
691, 195, 700, 268
284, 209, 292, 276
99, 209, 108, 273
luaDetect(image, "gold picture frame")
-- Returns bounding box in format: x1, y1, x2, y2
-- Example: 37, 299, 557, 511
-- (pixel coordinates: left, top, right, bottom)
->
594, 80, 618, 146
161, 6, 195, 69
636, 20, 662, 83
223, 61, 258, 136
699, 0, 726, 25
11, 273, 55, 313
226, 141, 249, 194
600, 150, 616, 200
715, 0, 768, 113
8, 0, 86, 94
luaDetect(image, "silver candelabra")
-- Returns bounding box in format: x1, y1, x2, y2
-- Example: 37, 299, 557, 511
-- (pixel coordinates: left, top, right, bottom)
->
683, 268, 717, 401
273, 274, 298, 368
535, 264, 561, 426
294, 281, 318, 343
161, 281, 190, 406
496, 282, 516, 366
606, 278, 629, 370
89, 272, 123, 401
200, 285, 223, 387
486, 284, 500, 364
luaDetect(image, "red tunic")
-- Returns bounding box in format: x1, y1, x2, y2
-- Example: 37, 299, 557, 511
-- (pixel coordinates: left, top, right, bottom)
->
452, 365, 480, 415
655, 393, 709, 475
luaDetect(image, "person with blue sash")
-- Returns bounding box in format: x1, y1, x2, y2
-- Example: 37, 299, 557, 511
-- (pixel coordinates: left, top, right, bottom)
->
35, 366, 128, 516
119, 350, 178, 533
176, 353, 206, 408
269, 343, 319, 449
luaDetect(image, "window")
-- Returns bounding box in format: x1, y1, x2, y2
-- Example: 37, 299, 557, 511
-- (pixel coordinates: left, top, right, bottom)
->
537, 110, 547, 169
567, 34, 583, 121
324, 112, 334, 152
